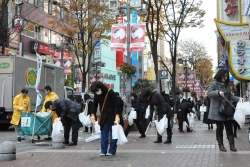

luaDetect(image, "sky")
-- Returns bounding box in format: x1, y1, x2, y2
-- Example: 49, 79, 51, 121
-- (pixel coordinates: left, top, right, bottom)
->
177, 0, 218, 68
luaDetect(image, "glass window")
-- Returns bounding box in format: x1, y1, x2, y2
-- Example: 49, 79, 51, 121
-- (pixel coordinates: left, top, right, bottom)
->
43, 28, 50, 43
26, 0, 34, 4
36, 0, 44, 10
51, 31, 57, 44
37, 26, 43, 41
22, 20, 35, 37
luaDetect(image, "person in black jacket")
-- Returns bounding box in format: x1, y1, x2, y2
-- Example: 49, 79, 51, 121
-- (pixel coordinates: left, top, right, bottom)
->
175, 93, 187, 129
203, 97, 215, 130
139, 94, 149, 132
115, 92, 124, 127
177, 102, 193, 132
90, 81, 120, 156
83, 94, 93, 133
124, 92, 145, 138
45, 98, 81, 146
141, 89, 173, 144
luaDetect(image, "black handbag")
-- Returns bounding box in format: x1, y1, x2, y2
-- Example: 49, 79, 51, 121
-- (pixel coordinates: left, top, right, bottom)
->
218, 96, 235, 117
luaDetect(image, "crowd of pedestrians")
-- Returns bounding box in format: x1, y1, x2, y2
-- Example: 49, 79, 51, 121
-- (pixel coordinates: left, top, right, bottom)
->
10, 69, 246, 155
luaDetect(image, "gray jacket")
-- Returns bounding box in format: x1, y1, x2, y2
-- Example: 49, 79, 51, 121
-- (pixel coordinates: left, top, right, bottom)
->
207, 81, 239, 121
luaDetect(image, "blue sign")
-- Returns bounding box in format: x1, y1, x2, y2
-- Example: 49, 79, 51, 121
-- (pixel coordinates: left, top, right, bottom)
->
131, 11, 138, 85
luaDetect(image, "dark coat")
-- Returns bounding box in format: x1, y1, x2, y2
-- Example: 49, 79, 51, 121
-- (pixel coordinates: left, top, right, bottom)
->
117, 96, 124, 127
141, 91, 172, 118
52, 98, 81, 122
85, 99, 93, 116
91, 89, 119, 129
161, 91, 175, 107
175, 98, 187, 113
207, 81, 239, 121
176, 102, 192, 121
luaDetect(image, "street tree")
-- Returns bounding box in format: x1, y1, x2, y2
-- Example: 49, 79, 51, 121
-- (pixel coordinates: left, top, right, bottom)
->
133, 78, 155, 94
49, 0, 115, 91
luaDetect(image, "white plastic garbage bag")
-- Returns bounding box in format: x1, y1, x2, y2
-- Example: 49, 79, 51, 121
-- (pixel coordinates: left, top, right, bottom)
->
187, 113, 194, 128
200, 106, 206, 117
79, 113, 91, 127
94, 122, 101, 134
145, 106, 150, 119
128, 110, 137, 126
36, 111, 50, 117
234, 100, 247, 127
154, 114, 168, 135
112, 122, 119, 139
52, 118, 64, 138
117, 123, 128, 145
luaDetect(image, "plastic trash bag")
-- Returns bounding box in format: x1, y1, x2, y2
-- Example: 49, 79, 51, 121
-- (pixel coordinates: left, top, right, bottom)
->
117, 123, 128, 145
128, 110, 137, 126
145, 107, 150, 119
36, 111, 50, 117
52, 118, 63, 138
79, 113, 91, 126
112, 122, 119, 139
94, 122, 101, 134
234, 100, 247, 127
187, 113, 194, 128
154, 114, 168, 135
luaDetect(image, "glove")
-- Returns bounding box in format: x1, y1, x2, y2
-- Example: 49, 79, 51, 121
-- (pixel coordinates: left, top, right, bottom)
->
91, 115, 96, 123
19, 107, 24, 111
115, 115, 120, 123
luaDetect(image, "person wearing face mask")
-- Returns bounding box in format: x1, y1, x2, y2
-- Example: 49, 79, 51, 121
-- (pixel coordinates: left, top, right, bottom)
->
124, 92, 145, 138
141, 89, 173, 144
207, 69, 241, 152
90, 81, 120, 156
10, 88, 30, 141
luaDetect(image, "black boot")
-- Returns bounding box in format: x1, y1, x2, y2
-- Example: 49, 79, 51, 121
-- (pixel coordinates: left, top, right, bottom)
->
164, 131, 172, 144
228, 135, 237, 152
217, 137, 227, 152
139, 134, 146, 138
154, 136, 162, 143
208, 125, 210, 130
83, 127, 88, 132
89, 127, 92, 133
211, 124, 213, 129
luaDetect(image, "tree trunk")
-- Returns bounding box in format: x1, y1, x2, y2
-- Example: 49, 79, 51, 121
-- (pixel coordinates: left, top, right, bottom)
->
81, 70, 87, 92
152, 42, 159, 89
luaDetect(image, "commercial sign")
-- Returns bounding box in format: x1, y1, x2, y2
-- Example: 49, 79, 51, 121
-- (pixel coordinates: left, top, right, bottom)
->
214, 19, 249, 42
177, 71, 195, 84
229, 40, 250, 81
130, 23, 146, 52
110, 24, 126, 52
9, 28, 19, 49
52, 51, 72, 75
160, 70, 168, 79
37, 43, 55, 55
24, 68, 37, 87
218, 0, 240, 23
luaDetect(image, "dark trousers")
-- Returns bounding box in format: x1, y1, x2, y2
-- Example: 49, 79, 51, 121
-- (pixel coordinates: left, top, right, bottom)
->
233, 120, 240, 136
215, 120, 233, 138
157, 113, 172, 140
124, 119, 145, 137
64, 117, 80, 143
140, 112, 147, 132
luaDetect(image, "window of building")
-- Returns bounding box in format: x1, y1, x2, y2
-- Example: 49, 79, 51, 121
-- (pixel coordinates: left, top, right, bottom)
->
22, 20, 35, 38
36, 26, 43, 41
43, 28, 50, 43
35, 0, 44, 10
51, 30, 57, 44
26, 0, 34, 5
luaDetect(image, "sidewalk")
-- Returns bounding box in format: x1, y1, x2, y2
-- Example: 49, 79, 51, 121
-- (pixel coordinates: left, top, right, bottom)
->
1, 120, 250, 167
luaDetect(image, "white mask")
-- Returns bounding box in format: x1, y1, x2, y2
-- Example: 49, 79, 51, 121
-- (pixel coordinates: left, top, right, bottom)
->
96, 90, 102, 95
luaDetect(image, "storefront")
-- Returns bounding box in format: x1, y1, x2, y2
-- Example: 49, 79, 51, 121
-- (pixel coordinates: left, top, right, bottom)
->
101, 69, 120, 92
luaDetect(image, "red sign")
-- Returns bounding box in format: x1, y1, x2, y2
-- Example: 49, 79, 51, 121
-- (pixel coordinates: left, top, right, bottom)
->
37, 43, 55, 55
89, 75, 104, 87
52, 50, 72, 75
224, 0, 237, 17
110, 24, 126, 52
130, 23, 146, 52
177, 71, 195, 84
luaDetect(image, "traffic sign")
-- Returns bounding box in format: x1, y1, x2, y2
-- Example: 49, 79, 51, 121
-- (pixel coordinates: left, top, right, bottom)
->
160, 70, 168, 79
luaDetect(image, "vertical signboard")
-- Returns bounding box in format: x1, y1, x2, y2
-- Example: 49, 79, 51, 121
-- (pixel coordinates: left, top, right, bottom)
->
131, 12, 138, 85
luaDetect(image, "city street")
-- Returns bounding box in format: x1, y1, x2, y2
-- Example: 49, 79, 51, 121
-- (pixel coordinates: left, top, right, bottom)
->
1, 120, 250, 167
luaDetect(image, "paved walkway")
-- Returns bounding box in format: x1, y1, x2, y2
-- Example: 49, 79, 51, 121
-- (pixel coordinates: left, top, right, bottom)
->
1, 120, 250, 167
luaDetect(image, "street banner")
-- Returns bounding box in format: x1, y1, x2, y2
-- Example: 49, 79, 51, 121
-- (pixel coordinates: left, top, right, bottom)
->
89, 75, 104, 87
177, 71, 195, 84
35, 53, 43, 107
130, 23, 146, 52
194, 80, 200, 90
110, 24, 126, 52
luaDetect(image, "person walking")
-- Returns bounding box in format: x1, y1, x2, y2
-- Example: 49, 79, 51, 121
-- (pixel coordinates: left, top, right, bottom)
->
175, 93, 187, 129
139, 94, 149, 132
10, 88, 30, 141
124, 92, 145, 138
207, 69, 241, 152
176, 101, 193, 132
82, 94, 93, 133
45, 98, 81, 146
41, 85, 59, 140
90, 81, 120, 156
203, 96, 214, 130
141, 89, 173, 144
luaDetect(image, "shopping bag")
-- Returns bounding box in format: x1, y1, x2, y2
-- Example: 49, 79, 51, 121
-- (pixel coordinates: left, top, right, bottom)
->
128, 110, 137, 126
78, 113, 85, 124
234, 100, 247, 127
79, 114, 91, 127
131, 109, 137, 119
187, 113, 194, 128
52, 119, 63, 138
117, 123, 128, 145
112, 123, 119, 139
145, 107, 150, 119
94, 122, 101, 134
155, 114, 168, 135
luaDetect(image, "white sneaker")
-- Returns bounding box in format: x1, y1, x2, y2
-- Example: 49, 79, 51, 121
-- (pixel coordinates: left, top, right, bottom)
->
106, 153, 114, 156
100, 153, 105, 156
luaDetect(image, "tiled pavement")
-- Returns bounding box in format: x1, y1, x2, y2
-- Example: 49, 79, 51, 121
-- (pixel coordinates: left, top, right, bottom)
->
1, 120, 250, 167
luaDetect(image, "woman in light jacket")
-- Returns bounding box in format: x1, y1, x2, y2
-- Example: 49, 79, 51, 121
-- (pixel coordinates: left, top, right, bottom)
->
207, 69, 240, 152
10, 88, 30, 141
